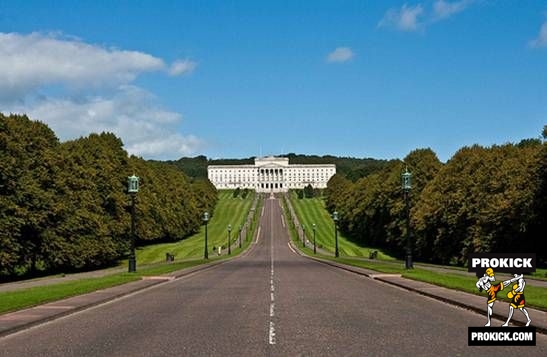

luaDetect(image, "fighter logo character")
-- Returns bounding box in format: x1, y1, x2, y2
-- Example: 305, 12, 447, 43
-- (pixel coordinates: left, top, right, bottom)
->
476, 268, 522, 327
502, 273, 532, 327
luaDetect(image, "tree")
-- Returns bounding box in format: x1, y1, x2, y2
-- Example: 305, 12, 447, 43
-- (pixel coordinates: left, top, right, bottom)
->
527, 126, 547, 265
0, 114, 60, 276
413, 143, 542, 265
303, 184, 314, 198
44, 132, 130, 270
191, 178, 218, 217
0, 115, 221, 278
325, 174, 353, 213
233, 187, 241, 198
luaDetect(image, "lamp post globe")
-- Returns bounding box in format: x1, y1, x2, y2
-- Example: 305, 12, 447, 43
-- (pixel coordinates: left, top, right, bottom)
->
127, 174, 139, 273
203, 211, 209, 259
127, 174, 139, 194
402, 167, 412, 191
333, 211, 339, 258
401, 167, 413, 269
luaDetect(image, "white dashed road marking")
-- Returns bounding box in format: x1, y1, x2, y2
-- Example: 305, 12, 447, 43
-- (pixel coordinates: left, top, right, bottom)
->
268, 200, 276, 345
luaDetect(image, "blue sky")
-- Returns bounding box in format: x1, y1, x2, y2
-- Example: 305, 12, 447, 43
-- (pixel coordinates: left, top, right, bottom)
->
0, 1, 546, 162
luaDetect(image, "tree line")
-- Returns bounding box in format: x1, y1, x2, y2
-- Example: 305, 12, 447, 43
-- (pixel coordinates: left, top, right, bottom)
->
165, 154, 388, 181
0, 114, 217, 279
326, 130, 547, 267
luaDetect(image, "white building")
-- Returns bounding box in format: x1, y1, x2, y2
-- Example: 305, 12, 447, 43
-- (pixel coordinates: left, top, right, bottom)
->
207, 156, 336, 192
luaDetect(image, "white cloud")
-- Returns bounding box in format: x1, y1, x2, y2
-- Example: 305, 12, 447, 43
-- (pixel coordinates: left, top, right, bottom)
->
0, 32, 204, 159
4, 85, 203, 159
378, 4, 424, 32
126, 134, 203, 158
432, 0, 472, 21
379, 1, 474, 32
168, 59, 197, 76
0, 32, 165, 101
530, 19, 547, 48
326, 47, 354, 63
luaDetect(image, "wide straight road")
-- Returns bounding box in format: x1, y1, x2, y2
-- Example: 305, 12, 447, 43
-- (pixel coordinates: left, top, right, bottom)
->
1, 196, 546, 356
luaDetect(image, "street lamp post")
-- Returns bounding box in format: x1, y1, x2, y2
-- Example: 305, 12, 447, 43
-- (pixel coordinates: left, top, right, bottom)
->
402, 167, 413, 269
312, 223, 317, 254
302, 224, 306, 248
203, 212, 209, 259
239, 225, 242, 249
333, 211, 339, 258
228, 224, 232, 255
127, 174, 139, 273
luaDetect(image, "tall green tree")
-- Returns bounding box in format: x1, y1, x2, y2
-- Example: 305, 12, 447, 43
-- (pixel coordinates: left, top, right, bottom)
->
0, 114, 60, 275
127, 157, 202, 243
191, 178, 218, 217
527, 127, 547, 265
413, 143, 542, 264
46, 133, 130, 270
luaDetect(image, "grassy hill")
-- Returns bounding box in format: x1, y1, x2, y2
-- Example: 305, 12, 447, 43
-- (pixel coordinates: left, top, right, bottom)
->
287, 192, 394, 259
137, 190, 255, 264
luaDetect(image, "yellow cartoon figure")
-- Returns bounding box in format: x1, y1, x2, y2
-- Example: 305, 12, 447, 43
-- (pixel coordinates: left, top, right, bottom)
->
502, 274, 531, 327
476, 268, 522, 327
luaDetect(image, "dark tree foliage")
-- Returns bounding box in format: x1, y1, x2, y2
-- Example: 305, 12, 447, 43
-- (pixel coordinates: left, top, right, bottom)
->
47, 132, 130, 271
283, 153, 389, 181
162, 155, 209, 178
167, 153, 388, 181
233, 187, 241, 198
303, 184, 314, 198
528, 127, 547, 265
0, 114, 218, 279
414, 143, 541, 264
164, 156, 254, 178
191, 178, 218, 217
126, 158, 205, 244
325, 174, 353, 213
0, 114, 59, 276
327, 139, 545, 267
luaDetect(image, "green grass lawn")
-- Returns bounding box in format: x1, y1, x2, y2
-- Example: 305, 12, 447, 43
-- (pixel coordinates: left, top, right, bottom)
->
0, 191, 261, 315
0, 274, 140, 314
0, 259, 220, 314
288, 192, 394, 260
284, 193, 547, 310
3, 191, 546, 315
136, 190, 254, 264
294, 252, 547, 310
403, 265, 547, 310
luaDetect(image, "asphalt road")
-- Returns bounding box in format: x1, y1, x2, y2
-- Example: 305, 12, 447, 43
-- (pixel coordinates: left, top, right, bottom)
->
1, 197, 546, 356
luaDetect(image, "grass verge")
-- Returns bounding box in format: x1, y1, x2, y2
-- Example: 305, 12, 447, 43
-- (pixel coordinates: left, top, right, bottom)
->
283, 195, 547, 310
137, 190, 254, 264
0, 274, 140, 314
309, 255, 547, 311
288, 192, 394, 260
0, 192, 263, 315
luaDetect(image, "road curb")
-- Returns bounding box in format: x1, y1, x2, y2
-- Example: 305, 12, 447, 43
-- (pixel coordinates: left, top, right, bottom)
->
372, 276, 547, 335
0, 256, 240, 339
0, 279, 163, 338
293, 249, 547, 335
